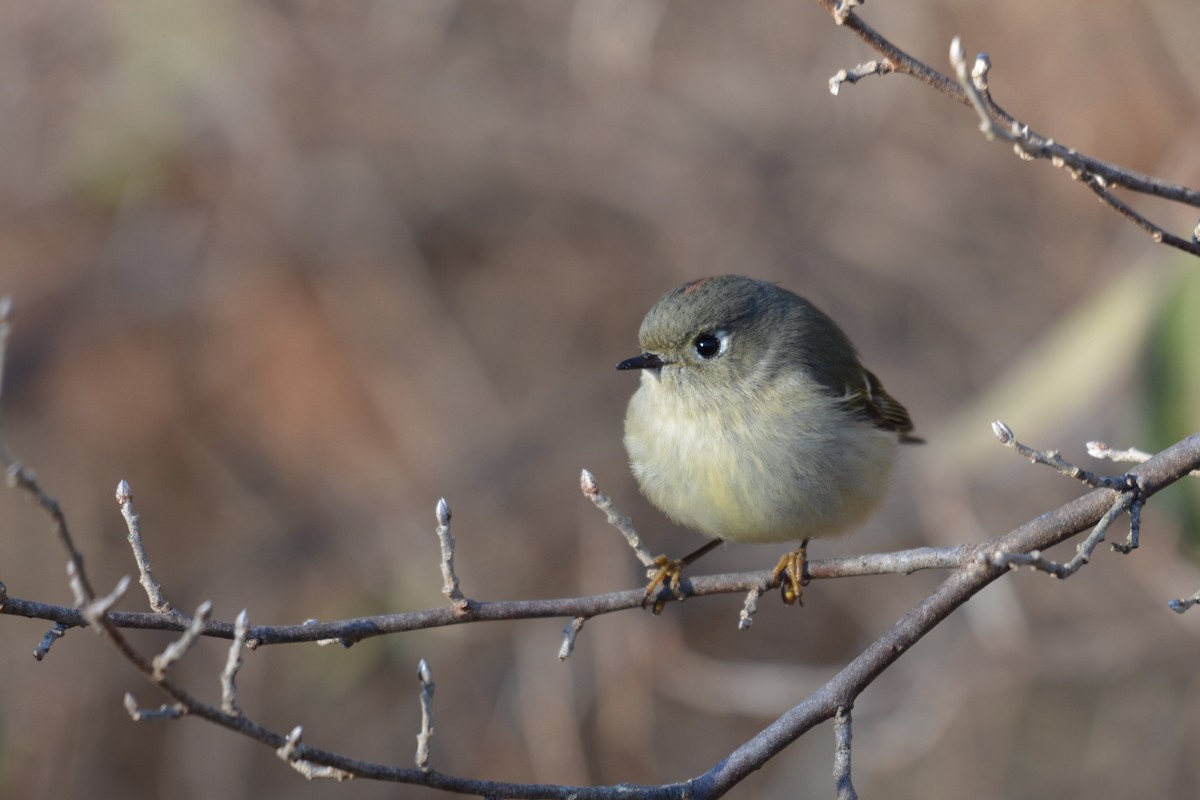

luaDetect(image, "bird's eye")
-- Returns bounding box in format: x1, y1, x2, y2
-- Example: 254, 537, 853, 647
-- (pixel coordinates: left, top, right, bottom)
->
693, 331, 727, 359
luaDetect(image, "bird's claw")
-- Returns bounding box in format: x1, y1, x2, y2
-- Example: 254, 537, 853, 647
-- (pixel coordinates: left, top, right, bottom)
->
643, 555, 685, 615
771, 541, 809, 606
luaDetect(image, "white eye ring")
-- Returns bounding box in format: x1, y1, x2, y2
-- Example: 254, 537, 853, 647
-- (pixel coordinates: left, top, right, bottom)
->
693, 329, 730, 360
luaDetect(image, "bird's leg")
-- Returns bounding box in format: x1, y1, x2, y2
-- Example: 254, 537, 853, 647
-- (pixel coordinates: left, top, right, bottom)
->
771, 539, 809, 606
643, 539, 723, 614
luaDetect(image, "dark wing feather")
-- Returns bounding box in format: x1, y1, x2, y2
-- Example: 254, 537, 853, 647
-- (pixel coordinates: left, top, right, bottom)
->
842, 369, 923, 444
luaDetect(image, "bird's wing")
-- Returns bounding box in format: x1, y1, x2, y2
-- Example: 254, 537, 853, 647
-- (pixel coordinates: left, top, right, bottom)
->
842, 368, 923, 443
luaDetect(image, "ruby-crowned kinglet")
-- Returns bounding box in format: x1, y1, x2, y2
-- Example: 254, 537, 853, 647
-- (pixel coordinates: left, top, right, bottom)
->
617, 275, 919, 610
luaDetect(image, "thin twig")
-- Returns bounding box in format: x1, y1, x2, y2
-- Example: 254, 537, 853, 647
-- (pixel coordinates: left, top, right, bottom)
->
581, 469, 657, 569
277, 726, 355, 782
982, 491, 1134, 578
415, 659, 435, 773
124, 693, 186, 722
992, 421, 1132, 490
73, 570, 130, 624
1169, 590, 1200, 614
829, 60, 893, 95
558, 617, 585, 661
988, 421, 1147, 571
831, 0, 863, 25
115, 480, 172, 613
738, 584, 768, 631
435, 499, 469, 612
0, 296, 11, 420
1090, 441, 1200, 476
33, 623, 67, 661
152, 601, 213, 681
221, 609, 249, 716
1112, 493, 1143, 555
950, 39, 998, 140
834, 707, 857, 800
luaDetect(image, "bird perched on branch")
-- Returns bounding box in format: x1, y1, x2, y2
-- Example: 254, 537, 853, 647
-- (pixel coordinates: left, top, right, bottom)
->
618, 275, 920, 613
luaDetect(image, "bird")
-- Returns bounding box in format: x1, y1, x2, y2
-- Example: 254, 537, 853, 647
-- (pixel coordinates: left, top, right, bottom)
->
617, 275, 920, 613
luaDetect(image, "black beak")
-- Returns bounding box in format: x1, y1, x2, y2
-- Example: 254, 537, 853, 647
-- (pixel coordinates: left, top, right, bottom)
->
616, 353, 665, 371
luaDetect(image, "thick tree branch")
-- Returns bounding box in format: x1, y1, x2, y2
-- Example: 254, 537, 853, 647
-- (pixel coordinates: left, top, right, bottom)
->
693, 432, 1199, 797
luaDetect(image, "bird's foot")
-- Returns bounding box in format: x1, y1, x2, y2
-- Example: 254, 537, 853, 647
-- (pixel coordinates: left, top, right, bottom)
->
643, 555, 686, 615
642, 539, 723, 614
771, 540, 809, 606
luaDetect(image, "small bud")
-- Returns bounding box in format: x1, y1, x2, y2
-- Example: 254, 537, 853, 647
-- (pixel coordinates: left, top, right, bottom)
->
115, 479, 132, 504
580, 469, 597, 496
991, 420, 1014, 443
949, 36, 965, 67
971, 52, 991, 82
418, 658, 432, 684
435, 498, 451, 525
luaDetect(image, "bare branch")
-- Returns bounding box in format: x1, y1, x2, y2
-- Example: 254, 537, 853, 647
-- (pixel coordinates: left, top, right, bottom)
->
415, 659, 435, 773
115, 480, 172, 614
581, 468, 657, 569
0, 296, 11, 419
152, 601, 213, 681
992, 421, 1132, 490
434, 499, 469, 612
74, 570, 131, 624
831, 0, 863, 25
221, 610, 250, 716
949, 38, 997, 140
988, 422, 1148, 572
817, 1, 1200, 257
277, 726, 355, 782
0, 545, 974, 644
1169, 590, 1200, 614
692, 433, 1200, 798
834, 707, 857, 800
738, 584, 768, 631
33, 622, 67, 661
558, 617, 585, 661
1112, 495, 1143, 555
124, 692, 186, 722
829, 60, 892, 95
1090, 441, 1200, 476
982, 491, 1134, 578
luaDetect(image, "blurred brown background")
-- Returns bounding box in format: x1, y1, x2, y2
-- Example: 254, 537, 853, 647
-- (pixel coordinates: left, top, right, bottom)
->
3, 1, 1200, 798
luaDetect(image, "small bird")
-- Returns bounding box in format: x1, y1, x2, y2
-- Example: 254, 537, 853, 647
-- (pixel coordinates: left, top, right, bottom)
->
617, 275, 920, 612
